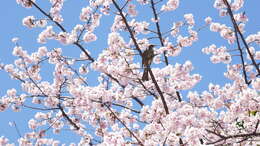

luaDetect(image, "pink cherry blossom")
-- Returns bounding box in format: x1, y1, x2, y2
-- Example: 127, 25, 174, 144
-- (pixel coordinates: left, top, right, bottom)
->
22, 16, 36, 28
161, 0, 179, 11
16, 0, 35, 8
83, 32, 97, 43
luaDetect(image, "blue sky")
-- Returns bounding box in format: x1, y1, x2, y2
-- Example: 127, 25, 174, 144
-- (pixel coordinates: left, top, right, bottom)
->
0, 0, 259, 144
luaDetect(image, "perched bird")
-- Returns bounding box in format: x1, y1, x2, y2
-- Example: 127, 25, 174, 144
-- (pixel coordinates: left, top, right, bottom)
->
142, 44, 155, 81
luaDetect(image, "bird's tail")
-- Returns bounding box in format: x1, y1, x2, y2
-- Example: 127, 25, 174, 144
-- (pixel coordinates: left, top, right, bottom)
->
142, 68, 149, 81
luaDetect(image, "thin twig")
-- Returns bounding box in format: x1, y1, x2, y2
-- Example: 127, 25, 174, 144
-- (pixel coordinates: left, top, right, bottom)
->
29, 0, 94, 62
150, 0, 168, 65
224, 0, 260, 82
104, 103, 144, 146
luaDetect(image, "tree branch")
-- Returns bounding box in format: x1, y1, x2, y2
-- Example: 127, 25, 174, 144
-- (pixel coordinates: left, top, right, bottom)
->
223, 0, 260, 80
150, 0, 168, 65
148, 69, 169, 114
104, 103, 144, 146
29, 0, 94, 62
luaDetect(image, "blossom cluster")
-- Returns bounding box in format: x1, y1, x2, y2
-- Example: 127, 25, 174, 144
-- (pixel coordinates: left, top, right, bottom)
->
202, 44, 232, 64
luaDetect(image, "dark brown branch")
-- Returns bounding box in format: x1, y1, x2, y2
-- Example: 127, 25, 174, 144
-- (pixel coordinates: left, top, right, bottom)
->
152, 0, 185, 101
22, 58, 80, 131
112, 0, 170, 114
104, 103, 144, 146
56, 56, 89, 86
147, 36, 160, 40
222, 0, 249, 85
22, 104, 59, 111
234, 30, 249, 84
111, 102, 140, 113
122, 58, 159, 100
58, 103, 80, 130
111, 0, 142, 56
121, 0, 130, 10
12, 75, 26, 83
154, 0, 163, 5
254, 120, 260, 133
57, 80, 80, 130
29, 0, 65, 32
132, 96, 144, 107
76, 6, 99, 43
73, 43, 94, 62
223, 0, 260, 80
22, 60, 47, 97
176, 91, 182, 102
150, 0, 168, 65
144, 28, 158, 34
179, 138, 184, 145
105, 72, 144, 107
91, 99, 140, 113
29, 0, 94, 62
112, 0, 160, 107
138, 79, 159, 99
163, 132, 170, 146
148, 69, 169, 114
12, 121, 22, 138
205, 129, 260, 145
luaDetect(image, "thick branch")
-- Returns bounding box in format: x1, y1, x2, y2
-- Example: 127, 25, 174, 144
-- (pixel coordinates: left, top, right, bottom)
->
29, 0, 94, 62
223, 0, 260, 77
222, 0, 249, 84
150, 0, 168, 65
58, 103, 80, 130
150, 1, 183, 102
111, 0, 142, 56
148, 69, 169, 114
206, 129, 260, 145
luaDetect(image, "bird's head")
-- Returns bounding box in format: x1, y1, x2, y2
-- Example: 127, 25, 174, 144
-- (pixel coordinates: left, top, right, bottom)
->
149, 44, 156, 48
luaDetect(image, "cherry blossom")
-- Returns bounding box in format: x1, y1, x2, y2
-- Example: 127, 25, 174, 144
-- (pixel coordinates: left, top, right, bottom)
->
83, 32, 97, 43
16, 0, 35, 8
161, 0, 179, 11
22, 16, 36, 28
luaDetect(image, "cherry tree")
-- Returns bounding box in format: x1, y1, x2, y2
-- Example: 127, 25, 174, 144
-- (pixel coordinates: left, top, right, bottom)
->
1, 0, 260, 145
